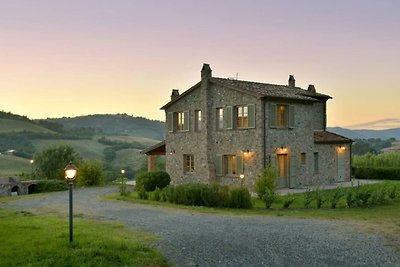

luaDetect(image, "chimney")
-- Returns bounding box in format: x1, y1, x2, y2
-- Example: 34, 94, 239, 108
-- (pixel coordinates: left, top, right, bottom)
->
201, 63, 212, 81
171, 89, 179, 101
288, 75, 295, 87
307, 84, 316, 93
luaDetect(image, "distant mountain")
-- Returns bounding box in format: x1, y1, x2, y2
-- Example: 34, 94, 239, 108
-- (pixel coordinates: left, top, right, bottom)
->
345, 118, 400, 130
328, 127, 400, 140
46, 114, 165, 141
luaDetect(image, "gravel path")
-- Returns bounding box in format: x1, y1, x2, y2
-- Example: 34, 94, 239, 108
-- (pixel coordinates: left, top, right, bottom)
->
2, 187, 399, 267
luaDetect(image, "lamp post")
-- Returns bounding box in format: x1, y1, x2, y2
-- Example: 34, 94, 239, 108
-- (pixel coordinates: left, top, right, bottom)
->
64, 161, 78, 243
30, 159, 34, 178
239, 174, 245, 187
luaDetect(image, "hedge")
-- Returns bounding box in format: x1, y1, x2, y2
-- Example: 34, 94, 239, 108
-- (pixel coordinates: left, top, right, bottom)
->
353, 167, 400, 180
34, 180, 68, 193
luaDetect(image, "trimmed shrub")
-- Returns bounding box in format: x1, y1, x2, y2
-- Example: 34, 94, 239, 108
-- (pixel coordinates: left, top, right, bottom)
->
346, 191, 355, 208
353, 167, 400, 180
282, 194, 295, 209
34, 180, 68, 193
255, 167, 278, 199
262, 187, 276, 209
229, 187, 253, 209
315, 190, 325, 209
329, 188, 344, 209
303, 189, 314, 208
136, 171, 171, 192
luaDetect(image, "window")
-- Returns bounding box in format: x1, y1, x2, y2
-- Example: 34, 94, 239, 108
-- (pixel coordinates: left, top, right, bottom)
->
300, 153, 306, 164
314, 152, 319, 174
215, 155, 243, 177
168, 111, 189, 132
277, 105, 286, 128
236, 106, 248, 128
184, 154, 194, 173
217, 108, 224, 130
269, 103, 294, 129
195, 110, 202, 131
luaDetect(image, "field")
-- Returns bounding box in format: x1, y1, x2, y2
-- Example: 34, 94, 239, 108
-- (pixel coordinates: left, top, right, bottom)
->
0, 154, 31, 177
382, 141, 400, 154
0, 119, 54, 134
0, 209, 169, 267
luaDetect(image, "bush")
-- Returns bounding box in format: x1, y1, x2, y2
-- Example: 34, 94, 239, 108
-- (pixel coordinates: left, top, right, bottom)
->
329, 188, 344, 209
315, 190, 325, 209
282, 194, 295, 209
303, 189, 314, 208
346, 191, 355, 208
136, 171, 171, 192
229, 187, 253, 209
262, 187, 276, 209
353, 167, 400, 180
77, 160, 104, 187
255, 167, 277, 199
34, 180, 68, 193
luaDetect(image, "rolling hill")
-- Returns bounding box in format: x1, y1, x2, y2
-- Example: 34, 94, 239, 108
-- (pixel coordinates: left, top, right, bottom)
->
0, 119, 55, 134
327, 127, 400, 140
46, 114, 165, 140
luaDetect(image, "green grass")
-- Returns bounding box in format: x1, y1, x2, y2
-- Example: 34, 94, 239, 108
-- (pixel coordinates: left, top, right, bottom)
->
0, 154, 31, 177
0, 119, 55, 134
114, 148, 146, 169
0, 208, 169, 267
106, 135, 161, 146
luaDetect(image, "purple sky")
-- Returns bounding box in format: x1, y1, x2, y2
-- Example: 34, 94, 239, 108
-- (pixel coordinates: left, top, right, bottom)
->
1, 0, 399, 128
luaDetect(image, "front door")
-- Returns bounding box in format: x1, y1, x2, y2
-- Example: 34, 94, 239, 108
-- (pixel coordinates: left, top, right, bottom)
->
277, 154, 288, 188
337, 152, 345, 182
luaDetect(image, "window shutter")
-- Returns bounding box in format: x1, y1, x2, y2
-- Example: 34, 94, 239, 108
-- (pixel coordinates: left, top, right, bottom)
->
236, 155, 243, 175
215, 155, 223, 176
270, 154, 277, 170
167, 112, 174, 132
269, 103, 277, 128
248, 104, 255, 128
184, 111, 189, 131
289, 155, 297, 188
289, 105, 295, 129
225, 106, 233, 129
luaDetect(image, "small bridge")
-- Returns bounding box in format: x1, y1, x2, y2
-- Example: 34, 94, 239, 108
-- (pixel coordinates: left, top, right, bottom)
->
0, 177, 39, 197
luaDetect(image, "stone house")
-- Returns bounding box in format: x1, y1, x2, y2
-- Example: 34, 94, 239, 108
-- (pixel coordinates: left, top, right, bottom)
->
143, 64, 352, 189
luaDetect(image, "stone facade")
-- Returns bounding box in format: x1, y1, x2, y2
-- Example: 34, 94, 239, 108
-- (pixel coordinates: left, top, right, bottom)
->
160, 64, 352, 189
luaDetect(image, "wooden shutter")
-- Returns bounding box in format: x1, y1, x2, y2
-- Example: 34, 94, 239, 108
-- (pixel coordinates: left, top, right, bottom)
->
289, 105, 295, 129
269, 103, 277, 128
248, 104, 255, 128
184, 111, 189, 131
236, 155, 243, 176
215, 155, 223, 176
225, 106, 233, 129
289, 155, 297, 188
167, 112, 174, 132
270, 154, 277, 170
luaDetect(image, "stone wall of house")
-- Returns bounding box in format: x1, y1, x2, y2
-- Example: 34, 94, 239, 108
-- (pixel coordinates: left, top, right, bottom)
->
313, 143, 351, 184
312, 101, 326, 130
207, 84, 264, 189
164, 84, 210, 184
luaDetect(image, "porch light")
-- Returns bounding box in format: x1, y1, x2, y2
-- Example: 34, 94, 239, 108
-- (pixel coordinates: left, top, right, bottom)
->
169, 149, 176, 155
338, 146, 346, 151
239, 174, 245, 186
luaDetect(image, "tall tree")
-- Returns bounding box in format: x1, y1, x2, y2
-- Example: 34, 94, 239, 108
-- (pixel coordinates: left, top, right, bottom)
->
34, 145, 80, 180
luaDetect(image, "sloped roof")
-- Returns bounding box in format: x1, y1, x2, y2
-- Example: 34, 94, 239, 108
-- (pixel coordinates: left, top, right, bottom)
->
314, 131, 352, 144
161, 76, 331, 110
210, 78, 331, 101
140, 140, 165, 155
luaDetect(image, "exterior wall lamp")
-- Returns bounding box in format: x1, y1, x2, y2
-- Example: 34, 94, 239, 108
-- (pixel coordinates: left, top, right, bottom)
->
169, 149, 176, 155
64, 161, 78, 243
239, 174, 245, 186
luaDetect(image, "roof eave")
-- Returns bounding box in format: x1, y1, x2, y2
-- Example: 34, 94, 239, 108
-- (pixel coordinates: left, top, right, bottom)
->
160, 81, 202, 110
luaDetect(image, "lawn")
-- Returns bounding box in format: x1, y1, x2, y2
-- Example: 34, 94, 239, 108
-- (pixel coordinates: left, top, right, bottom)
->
0, 208, 170, 267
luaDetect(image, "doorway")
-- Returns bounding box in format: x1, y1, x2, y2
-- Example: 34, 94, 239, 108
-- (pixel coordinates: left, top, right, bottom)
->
277, 154, 288, 188
337, 152, 345, 182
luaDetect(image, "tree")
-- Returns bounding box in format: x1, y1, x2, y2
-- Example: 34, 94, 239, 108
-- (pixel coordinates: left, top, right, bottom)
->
77, 160, 104, 186
33, 145, 80, 180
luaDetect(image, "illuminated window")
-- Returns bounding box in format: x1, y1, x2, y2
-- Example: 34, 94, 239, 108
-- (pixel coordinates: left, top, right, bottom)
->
195, 110, 202, 131
217, 108, 224, 130
277, 105, 287, 128
184, 154, 194, 173
225, 155, 237, 176
236, 106, 248, 128
176, 112, 185, 131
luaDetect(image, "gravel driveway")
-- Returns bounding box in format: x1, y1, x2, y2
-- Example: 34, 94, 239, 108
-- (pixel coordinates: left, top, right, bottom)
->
2, 187, 399, 267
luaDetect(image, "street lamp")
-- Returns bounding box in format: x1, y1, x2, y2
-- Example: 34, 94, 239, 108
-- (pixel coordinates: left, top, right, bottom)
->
121, 169, 125, 175
30, 159, 34, 178
239, 174, 245, 187
64, 161, 78, 243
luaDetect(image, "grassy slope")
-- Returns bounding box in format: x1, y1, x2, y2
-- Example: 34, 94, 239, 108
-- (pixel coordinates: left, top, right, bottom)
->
0, 209, 169, 267
0, 155, 31, 176
114, 148, 146, 169
0, 119, 54, 133
382, 141, 400, 154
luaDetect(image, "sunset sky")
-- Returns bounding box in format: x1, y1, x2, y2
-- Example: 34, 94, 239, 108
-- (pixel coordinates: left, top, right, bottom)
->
1, 0, 399, 128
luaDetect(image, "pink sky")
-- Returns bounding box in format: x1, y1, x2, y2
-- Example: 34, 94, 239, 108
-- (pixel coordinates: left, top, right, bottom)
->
1, 0, 399, 128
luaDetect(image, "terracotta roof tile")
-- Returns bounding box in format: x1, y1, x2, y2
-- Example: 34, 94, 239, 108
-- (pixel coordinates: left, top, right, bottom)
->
314, 131, 352, 144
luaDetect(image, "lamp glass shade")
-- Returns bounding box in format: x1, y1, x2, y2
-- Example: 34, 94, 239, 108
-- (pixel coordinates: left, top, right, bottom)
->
64, 161, 78, 181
